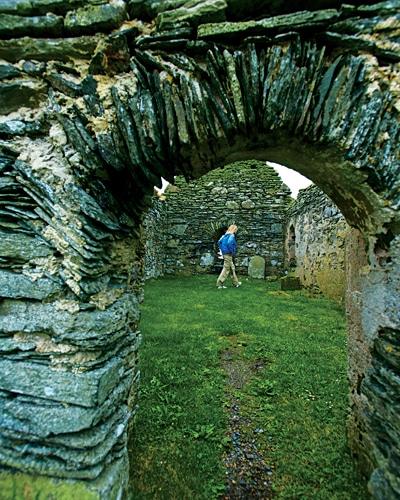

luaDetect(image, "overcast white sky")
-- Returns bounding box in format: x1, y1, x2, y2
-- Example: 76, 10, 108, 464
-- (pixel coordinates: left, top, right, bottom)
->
158, 162, 313, 199
267, 162, 313, 198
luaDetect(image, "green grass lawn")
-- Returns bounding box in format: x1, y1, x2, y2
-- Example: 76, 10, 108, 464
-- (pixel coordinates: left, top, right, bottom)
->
128, 275, 369, 499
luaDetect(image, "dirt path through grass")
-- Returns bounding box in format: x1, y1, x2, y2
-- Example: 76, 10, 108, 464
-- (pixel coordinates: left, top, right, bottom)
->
221, 345, 273, 498
129, 275, 369, 499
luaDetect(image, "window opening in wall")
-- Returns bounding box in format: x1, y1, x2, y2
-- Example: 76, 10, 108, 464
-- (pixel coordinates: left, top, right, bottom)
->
154, 177, 172, 195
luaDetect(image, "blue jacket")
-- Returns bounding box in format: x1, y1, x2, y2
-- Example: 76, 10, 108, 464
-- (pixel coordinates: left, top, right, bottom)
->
218, 233, 236, 256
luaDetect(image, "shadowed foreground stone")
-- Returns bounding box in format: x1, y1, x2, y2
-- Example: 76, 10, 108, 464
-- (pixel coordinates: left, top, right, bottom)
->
281, 276, 302, 291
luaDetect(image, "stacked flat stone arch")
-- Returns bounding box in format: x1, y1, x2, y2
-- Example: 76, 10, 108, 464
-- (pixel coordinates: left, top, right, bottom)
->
0, 0, 399, 498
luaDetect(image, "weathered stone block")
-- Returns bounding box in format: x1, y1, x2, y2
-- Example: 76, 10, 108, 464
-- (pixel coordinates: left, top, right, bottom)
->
0, 119, 47, 136
0, 81, 47, 114
197, 9, 339, 40
0, 270, 64, 299
0, 0, 32, 15
157, 0, 227, 29
0, 356, 124, 407
0, 293, 140, 346
0, 13, 63, 38
65, 1, 127, 35
0, 230, 53, 260
280, 276, 301, 290
248, 255, 265, 279
0, 368, 136, 436
200, 251, 214, 266
242, 199, 255, 209
0, 63, 20, 80
0, 36, 99, 63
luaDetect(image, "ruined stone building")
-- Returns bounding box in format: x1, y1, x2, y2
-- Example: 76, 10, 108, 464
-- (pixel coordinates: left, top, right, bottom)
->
0, 0, 399, 498
160, 160, 292, 277
144, 162, 348, 303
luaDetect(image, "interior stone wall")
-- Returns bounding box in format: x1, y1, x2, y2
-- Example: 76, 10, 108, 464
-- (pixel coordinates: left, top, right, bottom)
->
286, 184, 348, 302
162, 161, 292, 277
345, 227, 376, 479
0, 0, 399, 498
142, 195, 167, 280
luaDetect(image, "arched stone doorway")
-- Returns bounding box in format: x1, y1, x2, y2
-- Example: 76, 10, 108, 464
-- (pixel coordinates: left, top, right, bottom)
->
0, 2, 399, 498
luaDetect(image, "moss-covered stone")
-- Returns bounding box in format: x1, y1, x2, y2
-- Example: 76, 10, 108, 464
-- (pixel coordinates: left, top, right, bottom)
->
65, 2, 127, 35
0, 13, 63, 38
156, 0, 227, 30
197, 9, 339, 40
0, 454, 129, 499
0, 36, 99, 63
0, 472, 99, 500
0, 0, 32, 16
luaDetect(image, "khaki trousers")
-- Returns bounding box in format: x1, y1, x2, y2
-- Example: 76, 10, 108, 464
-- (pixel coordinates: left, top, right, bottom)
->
216, 253, 239, 286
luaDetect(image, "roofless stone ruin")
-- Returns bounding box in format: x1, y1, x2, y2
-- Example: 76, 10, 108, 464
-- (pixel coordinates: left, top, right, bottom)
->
0, 0, 399, 498
144, 163, 348, 302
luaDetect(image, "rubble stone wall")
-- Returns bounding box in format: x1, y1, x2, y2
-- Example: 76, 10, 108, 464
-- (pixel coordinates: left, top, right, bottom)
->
143, 195, 167, 280
163, 161, 292, 277
286, 184, 348, 302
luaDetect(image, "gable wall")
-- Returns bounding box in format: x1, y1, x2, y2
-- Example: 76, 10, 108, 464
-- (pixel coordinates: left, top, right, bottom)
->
163, 161, 292, 277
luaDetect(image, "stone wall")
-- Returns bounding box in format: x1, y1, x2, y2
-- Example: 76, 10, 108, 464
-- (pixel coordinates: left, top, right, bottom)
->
0, 145, 144, 497
150, 171, 347, 299
163, 160, 292, 278
345, 228, 376, 479
286, 184, 348, 302
143, 195, 167, 280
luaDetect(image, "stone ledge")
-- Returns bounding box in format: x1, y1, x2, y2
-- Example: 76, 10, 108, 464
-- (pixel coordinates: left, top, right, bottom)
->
0, 13, 63, 38
0, 35, 100, 63
197, 9, 339, 40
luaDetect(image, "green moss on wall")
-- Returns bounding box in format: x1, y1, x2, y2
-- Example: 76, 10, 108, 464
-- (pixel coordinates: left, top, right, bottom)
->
0, 472, 99, 500
171, 160, 283, 191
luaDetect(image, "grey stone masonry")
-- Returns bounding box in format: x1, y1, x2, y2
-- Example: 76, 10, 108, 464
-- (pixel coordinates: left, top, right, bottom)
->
143, 194, 167, 280
286, 184, 348, 302
163, 160, 292, 277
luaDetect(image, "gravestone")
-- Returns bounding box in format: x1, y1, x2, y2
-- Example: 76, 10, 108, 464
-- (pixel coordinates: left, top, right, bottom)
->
281, 276, 302, 291
200, 251, 214, 266
248, 256, 265, 279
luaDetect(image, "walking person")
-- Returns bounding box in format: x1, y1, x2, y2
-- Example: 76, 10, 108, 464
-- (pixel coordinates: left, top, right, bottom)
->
216, 224, 242, 289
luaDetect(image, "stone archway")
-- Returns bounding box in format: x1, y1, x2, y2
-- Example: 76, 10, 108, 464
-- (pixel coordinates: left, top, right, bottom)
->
0, 1, 399, 498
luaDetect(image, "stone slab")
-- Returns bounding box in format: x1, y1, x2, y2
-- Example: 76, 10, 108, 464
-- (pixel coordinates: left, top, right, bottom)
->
248, 255, 265, 279
0, 357, 124, 407
0, 269, 63, 300
0, 369, 135, 436
0, 293, 140, 346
